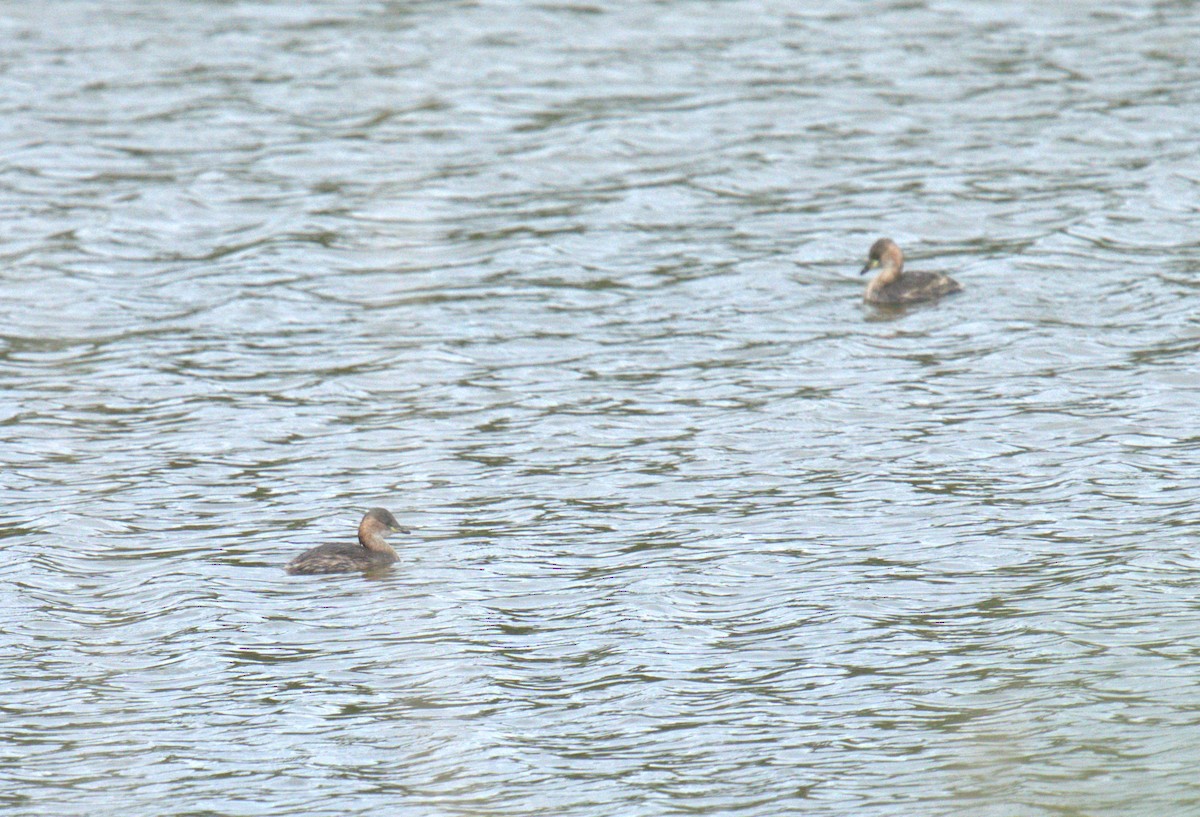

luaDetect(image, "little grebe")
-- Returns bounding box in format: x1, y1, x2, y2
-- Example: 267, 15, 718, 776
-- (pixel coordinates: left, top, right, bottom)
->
860, 238, 962, 305
286, 508, 407, 575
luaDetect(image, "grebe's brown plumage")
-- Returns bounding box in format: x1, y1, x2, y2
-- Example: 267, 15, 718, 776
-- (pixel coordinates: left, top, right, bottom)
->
285, 508, 407, 575
859, 238, 962, 305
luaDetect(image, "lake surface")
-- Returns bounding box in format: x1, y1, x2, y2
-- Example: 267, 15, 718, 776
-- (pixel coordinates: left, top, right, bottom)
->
3, 2, 1200, 815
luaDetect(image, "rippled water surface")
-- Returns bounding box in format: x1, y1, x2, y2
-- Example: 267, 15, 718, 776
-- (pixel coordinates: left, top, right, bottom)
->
4, 1, 1200, 815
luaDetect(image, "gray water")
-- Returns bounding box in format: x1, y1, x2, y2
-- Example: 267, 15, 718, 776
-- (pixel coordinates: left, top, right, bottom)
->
3, 2, 1200, 815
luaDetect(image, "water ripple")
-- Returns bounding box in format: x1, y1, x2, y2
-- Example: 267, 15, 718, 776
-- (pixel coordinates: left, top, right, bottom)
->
3, 2, 1200, 816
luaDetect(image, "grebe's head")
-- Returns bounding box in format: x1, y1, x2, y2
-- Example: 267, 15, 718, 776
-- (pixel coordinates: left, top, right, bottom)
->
361, 508, 407, 536
860, 238, 904, 275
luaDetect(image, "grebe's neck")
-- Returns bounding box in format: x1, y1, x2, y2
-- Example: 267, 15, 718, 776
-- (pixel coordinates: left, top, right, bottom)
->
867, 247, 903, 296
359, 519, 396, 554
878, 245, 904, 282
